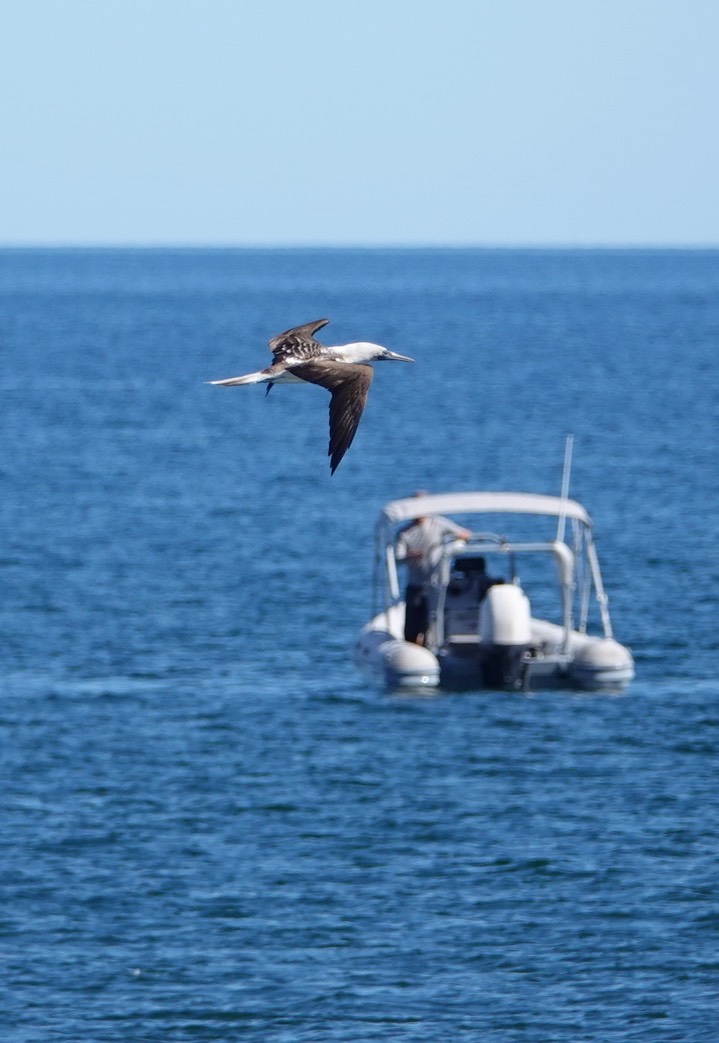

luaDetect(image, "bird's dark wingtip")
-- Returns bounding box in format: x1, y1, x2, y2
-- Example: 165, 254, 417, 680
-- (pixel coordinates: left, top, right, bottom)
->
329, 446, 342, 475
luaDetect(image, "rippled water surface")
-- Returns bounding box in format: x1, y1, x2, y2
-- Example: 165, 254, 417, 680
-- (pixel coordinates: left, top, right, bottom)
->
1, 249, 718, 1041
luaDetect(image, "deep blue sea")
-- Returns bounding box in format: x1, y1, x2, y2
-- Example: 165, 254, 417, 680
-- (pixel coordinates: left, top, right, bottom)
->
1, 249, 718, 1042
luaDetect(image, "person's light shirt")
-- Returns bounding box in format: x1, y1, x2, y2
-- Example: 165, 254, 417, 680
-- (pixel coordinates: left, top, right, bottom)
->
395, 516, 468, 586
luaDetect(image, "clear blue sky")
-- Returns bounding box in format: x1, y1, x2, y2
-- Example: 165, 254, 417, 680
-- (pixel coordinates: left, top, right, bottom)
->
1, 0, 718, 246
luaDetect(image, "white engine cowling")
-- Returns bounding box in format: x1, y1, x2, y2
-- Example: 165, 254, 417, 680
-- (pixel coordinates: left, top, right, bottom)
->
479, 584, 532, 646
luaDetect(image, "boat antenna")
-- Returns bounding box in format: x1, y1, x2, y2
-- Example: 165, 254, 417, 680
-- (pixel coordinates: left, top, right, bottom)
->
556, 433, 574, 543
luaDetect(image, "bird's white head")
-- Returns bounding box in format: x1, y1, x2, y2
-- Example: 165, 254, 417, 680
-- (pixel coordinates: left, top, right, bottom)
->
340, 341, 415, 364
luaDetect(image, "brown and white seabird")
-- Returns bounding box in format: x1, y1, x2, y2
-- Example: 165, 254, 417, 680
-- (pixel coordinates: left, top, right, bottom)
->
208, 319, 414, 473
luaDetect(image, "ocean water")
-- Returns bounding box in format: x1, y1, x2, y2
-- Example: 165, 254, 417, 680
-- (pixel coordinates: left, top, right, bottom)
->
1, 248, 717, 1042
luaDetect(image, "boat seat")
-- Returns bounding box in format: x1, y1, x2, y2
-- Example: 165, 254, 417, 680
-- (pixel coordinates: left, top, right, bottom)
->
443, 575, 481, 638
444, 564, 504, 639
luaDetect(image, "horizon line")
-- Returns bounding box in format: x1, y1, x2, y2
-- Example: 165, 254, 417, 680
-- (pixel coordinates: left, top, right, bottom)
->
1, 241, 719, 252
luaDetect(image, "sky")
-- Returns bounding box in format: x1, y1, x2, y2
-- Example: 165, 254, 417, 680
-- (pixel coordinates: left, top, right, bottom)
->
1, 0, 718, 246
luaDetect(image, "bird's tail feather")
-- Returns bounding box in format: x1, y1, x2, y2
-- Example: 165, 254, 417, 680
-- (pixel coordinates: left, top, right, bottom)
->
207, 370, 266, 387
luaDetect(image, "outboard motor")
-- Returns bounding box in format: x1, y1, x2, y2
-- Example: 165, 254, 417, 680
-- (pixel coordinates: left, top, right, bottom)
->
478, 584, 532, 689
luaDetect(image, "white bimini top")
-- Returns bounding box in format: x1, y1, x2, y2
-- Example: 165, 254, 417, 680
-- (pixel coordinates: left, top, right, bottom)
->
379, 492, 591, 528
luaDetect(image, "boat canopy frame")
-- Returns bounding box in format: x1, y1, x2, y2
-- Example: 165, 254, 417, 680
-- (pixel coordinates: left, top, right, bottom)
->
372, 492, 613, 643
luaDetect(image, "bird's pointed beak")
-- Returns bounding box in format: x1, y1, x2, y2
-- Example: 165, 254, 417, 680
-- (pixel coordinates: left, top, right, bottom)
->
383, 350, 415, 363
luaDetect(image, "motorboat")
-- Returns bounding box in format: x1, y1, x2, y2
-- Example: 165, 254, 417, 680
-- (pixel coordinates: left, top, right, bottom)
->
354, 487, 634, 692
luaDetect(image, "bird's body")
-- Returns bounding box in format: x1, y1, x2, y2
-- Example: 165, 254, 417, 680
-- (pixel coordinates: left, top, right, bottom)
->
209, 319, 413, 473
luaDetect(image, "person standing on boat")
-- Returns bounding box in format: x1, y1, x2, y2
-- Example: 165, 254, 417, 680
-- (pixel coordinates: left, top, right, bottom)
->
396, 495, 470, 645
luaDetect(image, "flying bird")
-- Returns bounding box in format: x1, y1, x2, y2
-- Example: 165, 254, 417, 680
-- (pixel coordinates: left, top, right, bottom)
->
208, 319, 414, 473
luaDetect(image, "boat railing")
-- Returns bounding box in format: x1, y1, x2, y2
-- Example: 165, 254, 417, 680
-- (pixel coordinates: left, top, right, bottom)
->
372, 509, 615, 645
585, 533, 613, 638
430, 537, 577, 651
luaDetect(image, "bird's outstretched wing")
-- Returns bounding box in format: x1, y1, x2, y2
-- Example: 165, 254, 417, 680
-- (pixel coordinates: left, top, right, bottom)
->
288, 360, 373, 474
268, 319, 330, 364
